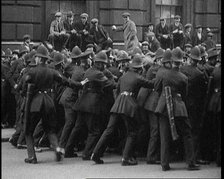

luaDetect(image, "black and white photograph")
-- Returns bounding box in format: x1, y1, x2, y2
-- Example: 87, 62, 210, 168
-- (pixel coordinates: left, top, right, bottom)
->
1, 0, 221, 178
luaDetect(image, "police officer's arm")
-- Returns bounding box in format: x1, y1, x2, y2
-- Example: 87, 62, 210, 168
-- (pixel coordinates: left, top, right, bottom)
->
103, 69, 117, 90
138, 75, 154, 89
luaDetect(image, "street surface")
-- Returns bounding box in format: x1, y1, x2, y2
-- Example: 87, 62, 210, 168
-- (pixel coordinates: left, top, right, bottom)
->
2, 129, 221, 179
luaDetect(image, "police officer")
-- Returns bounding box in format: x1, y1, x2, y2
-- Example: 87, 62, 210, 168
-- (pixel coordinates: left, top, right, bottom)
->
23, 45, 87, 163
180, 46, 207, 164
91, 54, 154, 165
154, 47, 200, 171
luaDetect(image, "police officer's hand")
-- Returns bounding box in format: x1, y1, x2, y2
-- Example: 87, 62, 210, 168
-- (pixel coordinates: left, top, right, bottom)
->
81, 78, 89, 85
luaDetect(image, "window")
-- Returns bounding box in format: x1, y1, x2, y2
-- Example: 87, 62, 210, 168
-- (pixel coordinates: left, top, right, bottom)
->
155, 0, 183, 26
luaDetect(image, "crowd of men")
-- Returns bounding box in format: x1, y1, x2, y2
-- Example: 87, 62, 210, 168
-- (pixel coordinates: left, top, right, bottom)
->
1, 11, 221, 171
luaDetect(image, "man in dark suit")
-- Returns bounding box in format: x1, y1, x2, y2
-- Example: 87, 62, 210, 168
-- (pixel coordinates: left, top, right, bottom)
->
63, 11, 82, 51
154, 47, 200, 171
75, 13, 92, 51
23, 45, 87, 164
155, 18, 171, 50
21, 34, 32, 52
48, 12, 70, 51
64, 51, 114, 159
180, 46, 207, 164
170, 15, 184, 49
192, 25, 205, 46
145, 32, 161, 53
91, 54, 154, 166
89, 18, 113, 52
203, 32, 216, 51
184, 23, 193, 46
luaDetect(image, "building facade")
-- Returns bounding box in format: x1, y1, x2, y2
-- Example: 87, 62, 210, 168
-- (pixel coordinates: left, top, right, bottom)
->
1, 0, 221, 50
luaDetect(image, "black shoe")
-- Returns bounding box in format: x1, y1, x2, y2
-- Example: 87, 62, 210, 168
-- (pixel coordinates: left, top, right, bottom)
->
55, 148, 63, 162
82, 155, 91, 160
64, 152, 78, 158
162, 165, 171, 171
17, 144, 27, 149
147, 160, 161, 164
91, 153, 104, 164
9, 138, 17, 147
187, 163, 200, 170
196, 159, 210, 165
24, 157, 37, 164
121, 158, 138, 166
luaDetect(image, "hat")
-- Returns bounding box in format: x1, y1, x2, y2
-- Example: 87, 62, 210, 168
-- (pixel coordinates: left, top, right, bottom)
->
189, 46, 201, 61
172, 47, 184, 62
162, 49, 172, 63
201, 43, 207, 48
94, 51, 108, 64
142, 41, 149, 46
130, 54, 144, 68
160, 17, 165, 21
196, 25, 202, 29
131, 47, 143, 56
35, 45, 51, 59
12, 49, 20, 55
86, 44, 95, 49
55, 12, 62, 17
116, 50, 131, 62
207, 32, 214, 37
80, 13, 88, 18
198, 46, 207, 58
148, 22, 153, 26
67, 11, 73, 17
184, 23, 192, 29
207, 48, 219, 58
155, 48, 165, 60
122, 12, 130, 17
53, 52, 64, 65
91, 18, 98, 24
19, 46, 29, 56
3, 48, 12, 58
70, 46, 82, 59
23, 34, 31, 40
174, 15, 181, 19
185, 43, 192, 48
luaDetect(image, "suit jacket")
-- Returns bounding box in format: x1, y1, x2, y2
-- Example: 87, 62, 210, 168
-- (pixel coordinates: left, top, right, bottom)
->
148, 38, 161, 53
63, 19, 76, 34
155, 23, 170, 41
89, 25, 109, 44
192, 32, 205, 46
184, 32, 193, 45
74, 21, 90, 35
50, 20, 65, 34
170, 23, 184, 48
155, 67, 188, 117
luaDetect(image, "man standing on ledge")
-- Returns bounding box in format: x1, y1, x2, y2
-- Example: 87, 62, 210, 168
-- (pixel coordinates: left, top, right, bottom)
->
112, 12, 139, 54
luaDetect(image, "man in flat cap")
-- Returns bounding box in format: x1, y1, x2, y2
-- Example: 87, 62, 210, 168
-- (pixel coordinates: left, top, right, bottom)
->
169, 15, 184, 49
112, 12, 139, 54
48, 12, 70, 51
155, 18, 171, 50
74, 13, 92, 51
63, 11, 82, 51
21, 34, 32, 52
203, 32, 216, 51
192, 25, 205, 46
184, 23, 193, 46
89, 18, 113, 52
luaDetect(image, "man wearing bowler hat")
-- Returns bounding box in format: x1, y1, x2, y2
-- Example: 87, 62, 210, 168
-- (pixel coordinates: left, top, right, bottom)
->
112, 12, 139, 54
63, 11, 82, 51
48, 12, 70, 51
89, 18, 113, 52
170, 15, 184, 49
155, 18, 171, 50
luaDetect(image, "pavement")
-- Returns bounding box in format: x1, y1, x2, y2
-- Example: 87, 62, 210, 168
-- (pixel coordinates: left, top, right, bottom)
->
1, 128, 221, 179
